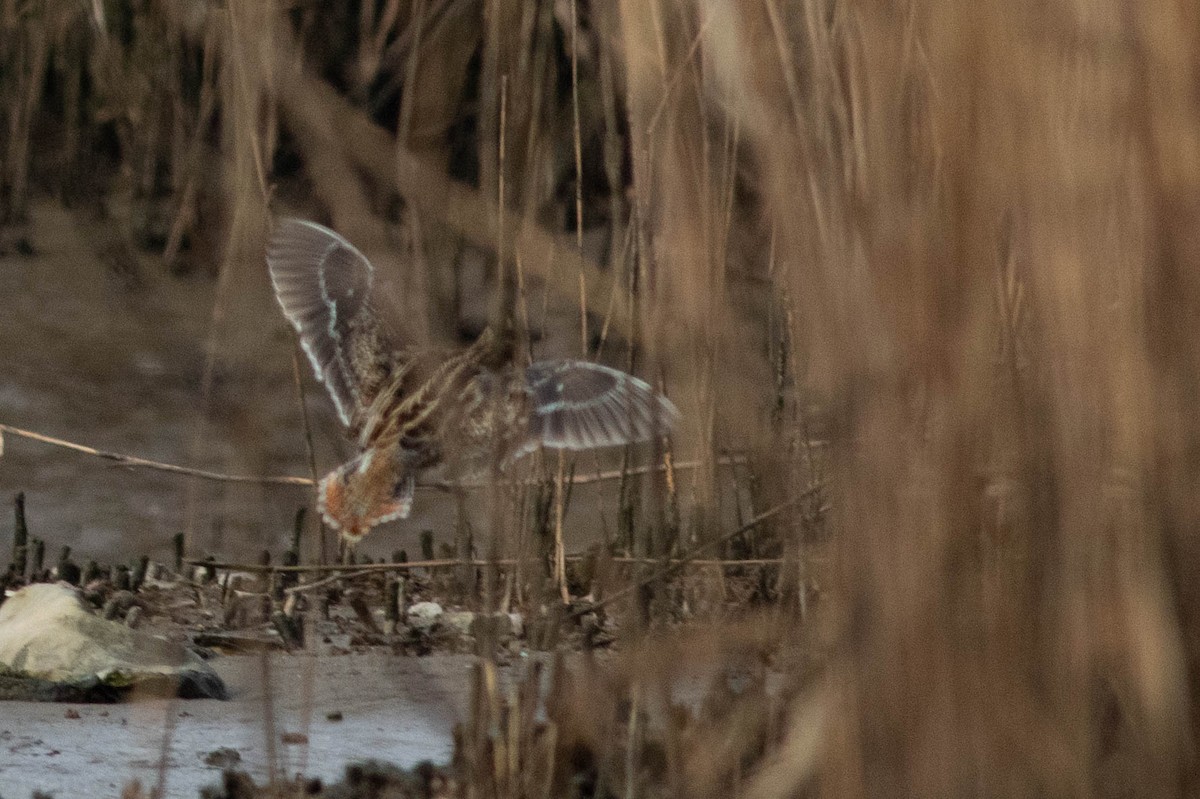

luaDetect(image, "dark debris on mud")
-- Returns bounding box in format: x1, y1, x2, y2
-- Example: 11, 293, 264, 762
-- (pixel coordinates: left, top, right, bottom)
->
113, 760, 453, 799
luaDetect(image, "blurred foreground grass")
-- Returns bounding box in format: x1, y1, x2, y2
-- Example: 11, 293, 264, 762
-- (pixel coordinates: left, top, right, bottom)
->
4, 0, 1200, 796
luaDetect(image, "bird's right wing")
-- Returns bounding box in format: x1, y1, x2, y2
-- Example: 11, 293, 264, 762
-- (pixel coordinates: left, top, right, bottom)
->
514, 360, 679, 457
267, 218, 383, 427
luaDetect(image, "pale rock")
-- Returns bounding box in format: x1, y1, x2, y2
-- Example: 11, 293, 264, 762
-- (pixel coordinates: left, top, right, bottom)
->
443, 611, 476, 636
0, 583, 225, 699
406, 601, 444, 630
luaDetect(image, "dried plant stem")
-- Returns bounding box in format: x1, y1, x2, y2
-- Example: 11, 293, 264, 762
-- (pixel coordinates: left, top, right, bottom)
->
0, 422, 313, 486
498, 72, 509, 331
12, 493, 27, 580
624, 681, 641, 799
149, 700, 179, 799
1, 420, 779, 489
164, 28, 218, 265
576, 495, 822, 619
570, 0, 587, 357
3, 20, 46, 223
258, 650, 279, 785
267, 48, 637, 338
192, 553, 807, 578
488, 66, 506, 609
290, 343, 325, 565
395, 0, 427, 147
554, 450, 570, 603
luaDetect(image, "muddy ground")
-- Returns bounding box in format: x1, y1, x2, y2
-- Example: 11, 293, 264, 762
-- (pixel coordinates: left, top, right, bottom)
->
0, 199, 724, 798
0, 651, 474, 797
0, 200, 649, 565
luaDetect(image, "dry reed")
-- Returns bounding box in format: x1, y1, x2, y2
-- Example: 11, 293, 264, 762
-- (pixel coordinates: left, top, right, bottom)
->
4, 0, 1200, 796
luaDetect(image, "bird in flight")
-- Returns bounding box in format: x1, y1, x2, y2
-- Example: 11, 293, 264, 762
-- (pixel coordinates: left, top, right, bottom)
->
267, 219, 678, 542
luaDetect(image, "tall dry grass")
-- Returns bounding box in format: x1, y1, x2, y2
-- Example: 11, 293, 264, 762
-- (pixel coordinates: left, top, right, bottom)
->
5, 0, 1200, 796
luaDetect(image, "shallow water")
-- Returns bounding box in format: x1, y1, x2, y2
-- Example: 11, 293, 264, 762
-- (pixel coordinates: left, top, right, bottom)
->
0, 652, 473, 797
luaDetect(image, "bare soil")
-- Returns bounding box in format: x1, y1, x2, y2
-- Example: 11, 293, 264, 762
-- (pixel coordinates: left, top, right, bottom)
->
0, 200, 631, 565
0, 651, 473, 798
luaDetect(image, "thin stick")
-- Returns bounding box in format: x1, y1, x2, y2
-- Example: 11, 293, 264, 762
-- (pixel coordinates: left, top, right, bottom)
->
273, 556, 805, 595
554, 450, 570, 603
625, 682, 641, 799
395, 0, 427, 147
283, 568, 376, 596
575, 495, 826, 618
2, 420, 822, 489
13, 493, 28, 580
543, 452, 772, 485
0, 423, 314, 486
570, 0, 587, 357
290, 343, 325, 565
488, 74, 509, 616
190, 552, 815, 576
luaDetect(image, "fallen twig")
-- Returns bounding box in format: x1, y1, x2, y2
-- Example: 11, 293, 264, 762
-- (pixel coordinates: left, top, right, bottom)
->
186, 550, 822, 578
0, 423, 313, 486
283, 568, 380, 595
188, 557, 515, 575
575, 492, 830, 618
1, 420, 804, 489
186, 485, 826, 583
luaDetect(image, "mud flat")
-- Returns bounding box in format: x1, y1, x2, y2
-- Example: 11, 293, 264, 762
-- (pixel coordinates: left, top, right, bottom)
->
0, 651, 476, 798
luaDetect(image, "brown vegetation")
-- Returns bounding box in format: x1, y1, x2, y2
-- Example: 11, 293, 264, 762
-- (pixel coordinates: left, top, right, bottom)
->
5, 0, 1200, 796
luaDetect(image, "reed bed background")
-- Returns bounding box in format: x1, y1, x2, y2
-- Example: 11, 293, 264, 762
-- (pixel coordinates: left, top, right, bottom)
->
3, 0, 1200, 796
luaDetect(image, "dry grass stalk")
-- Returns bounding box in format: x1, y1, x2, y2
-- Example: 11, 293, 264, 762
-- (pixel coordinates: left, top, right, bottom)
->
10, 0, 1200, 796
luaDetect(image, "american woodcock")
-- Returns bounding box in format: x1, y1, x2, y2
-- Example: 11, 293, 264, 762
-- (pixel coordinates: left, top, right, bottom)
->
267, 219, 678, 542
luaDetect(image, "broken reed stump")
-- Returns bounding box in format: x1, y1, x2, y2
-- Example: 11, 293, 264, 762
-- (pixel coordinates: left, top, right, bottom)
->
258, 549, 272, 619
199, 555, 217, 584
12, 492, 27, 580
172, 532, 184, 575
280, 548, 299, 595
271, 610, 303, 649
280, 509, 303, 595
112, 564, 130, 591
102, 590, 136, 620
130, 554, 149, 591
291, 506, 305, 554
346, 588, 382, 635
30, 537, 44, 580
0, 496, 167, 598
385, 549, 406, 634
385, 579, 402, 634
57, 546, 80, 585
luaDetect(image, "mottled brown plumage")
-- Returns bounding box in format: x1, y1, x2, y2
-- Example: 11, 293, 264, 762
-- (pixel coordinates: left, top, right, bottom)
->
268, 218, 677, 542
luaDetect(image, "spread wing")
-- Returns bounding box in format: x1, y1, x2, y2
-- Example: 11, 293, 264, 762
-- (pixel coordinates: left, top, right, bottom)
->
516, 360, 679, 457
267, 218, 383, 426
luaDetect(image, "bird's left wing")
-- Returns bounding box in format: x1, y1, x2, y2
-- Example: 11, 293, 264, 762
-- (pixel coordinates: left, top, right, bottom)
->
267, 218, 385, 427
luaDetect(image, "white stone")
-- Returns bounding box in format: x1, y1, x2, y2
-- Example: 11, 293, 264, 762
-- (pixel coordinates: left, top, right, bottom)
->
0, 583, 225, 698
443, 611, 475, 636
406, 601, 444, 629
